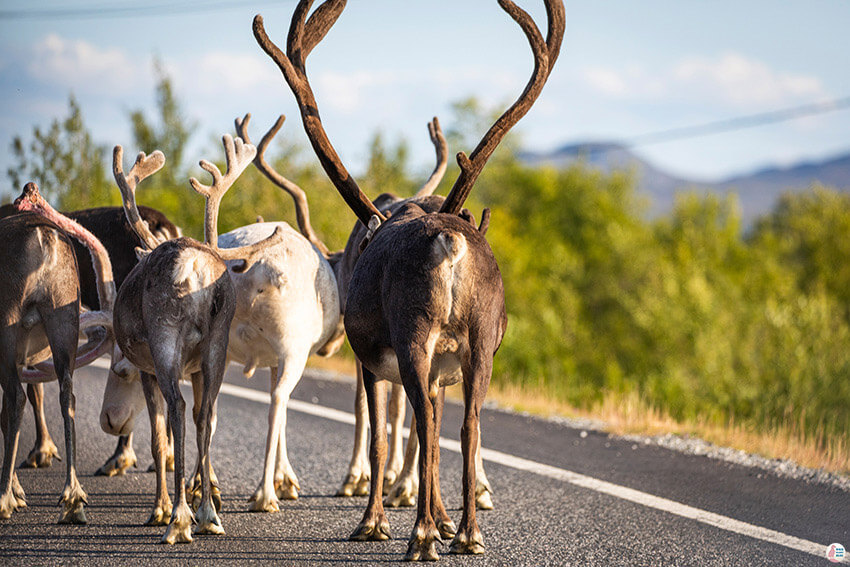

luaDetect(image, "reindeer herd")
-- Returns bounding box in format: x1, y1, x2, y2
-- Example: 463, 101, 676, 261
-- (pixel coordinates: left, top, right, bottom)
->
0, 0, 564, 560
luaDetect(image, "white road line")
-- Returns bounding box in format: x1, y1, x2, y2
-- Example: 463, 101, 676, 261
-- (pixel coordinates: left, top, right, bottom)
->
217, 382, 839, 562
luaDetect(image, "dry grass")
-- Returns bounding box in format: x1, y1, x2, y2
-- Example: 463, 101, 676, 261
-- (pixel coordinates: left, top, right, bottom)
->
479, 382, 850, 476
307, 357, 850, 477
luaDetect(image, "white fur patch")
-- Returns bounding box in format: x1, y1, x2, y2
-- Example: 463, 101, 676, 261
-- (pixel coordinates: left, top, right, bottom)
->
173, 248, 216, 294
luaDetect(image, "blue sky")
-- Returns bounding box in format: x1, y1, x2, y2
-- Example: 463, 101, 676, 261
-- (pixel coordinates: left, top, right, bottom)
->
1, 0, 849, 203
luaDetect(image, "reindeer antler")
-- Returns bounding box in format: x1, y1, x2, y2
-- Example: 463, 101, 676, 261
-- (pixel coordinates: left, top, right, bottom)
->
190, 133, 285, 268
439, 0, 565, 215
113, 146, 167, 251
253, 1, 386, 228
412, 116, 448, 199
189, 134, 257, 248
235, 112, 330, 257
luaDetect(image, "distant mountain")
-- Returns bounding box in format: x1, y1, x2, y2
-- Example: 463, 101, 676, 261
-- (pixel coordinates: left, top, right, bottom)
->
520, 142, 850, 223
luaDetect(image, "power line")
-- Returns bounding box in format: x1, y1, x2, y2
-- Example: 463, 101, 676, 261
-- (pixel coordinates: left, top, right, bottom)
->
624, 96, 850, 149
0, 0, 288, 20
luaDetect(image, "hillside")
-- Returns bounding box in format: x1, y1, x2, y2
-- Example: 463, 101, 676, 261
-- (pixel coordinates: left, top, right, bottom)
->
520, 143, 850, 223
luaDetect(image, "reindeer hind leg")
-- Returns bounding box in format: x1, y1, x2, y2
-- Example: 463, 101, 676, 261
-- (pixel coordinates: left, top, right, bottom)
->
39, 301, 88, 525
0, 333, 27, 519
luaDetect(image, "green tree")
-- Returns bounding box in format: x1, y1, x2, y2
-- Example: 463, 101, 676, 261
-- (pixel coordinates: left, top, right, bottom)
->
129, 59, 196, 189
6, 95, 114, 210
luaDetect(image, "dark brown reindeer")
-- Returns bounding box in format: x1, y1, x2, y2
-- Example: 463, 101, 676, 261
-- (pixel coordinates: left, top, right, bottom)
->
111, 135, 283, 543
1, 183, 116, 524
253, 0, 564, 560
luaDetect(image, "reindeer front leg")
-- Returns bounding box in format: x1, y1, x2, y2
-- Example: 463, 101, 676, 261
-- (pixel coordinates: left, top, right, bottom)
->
271, 358, 306, 503
474, 424, 494, 510
384, 382, 406, 493
94, 434, 137, 477
23, 384, 60, 468
349, 368, 390, 541
250, 357, 304, 512
140, 372, 172, 526
337, 360, 371, 497
384, 413, 419, 507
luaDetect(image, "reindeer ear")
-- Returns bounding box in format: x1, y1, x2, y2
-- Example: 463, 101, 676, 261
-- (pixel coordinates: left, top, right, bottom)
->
134, 246, 151, 260
230, 259, 249, 273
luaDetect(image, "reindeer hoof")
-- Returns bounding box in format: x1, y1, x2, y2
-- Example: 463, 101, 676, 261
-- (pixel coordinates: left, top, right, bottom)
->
476, 490, 493, 510
94, 448, 137, 477
11, 475, 26, 508
247, 489, 280, 513
161, 505, 194, 544
405, 525, 441, 561
449, 529, 484, 555
194, 501, 225, 536
349, 517, 391, 541
21, 441, 60, 469
437, 519, 457, 540
0, 490, 22, 519
382, 469, 398, 495
336, 472, 370, 497
274, 476, 300, 501
145, 502, 173, 526
58, 485, 88, 524
475, 481, 494, 510
188, 480, 221, 513
384, 476, 417, 508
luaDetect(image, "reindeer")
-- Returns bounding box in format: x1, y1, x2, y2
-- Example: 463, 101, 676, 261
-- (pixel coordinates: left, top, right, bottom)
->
253, 0, 564, 559
110, 135, 283, 543
0, 204, 181, 476
231, 114, 467, 507
0, 204, 173, 474
331, 120, 496, 512
2, 183, 117, 524
198, 112, 344, 512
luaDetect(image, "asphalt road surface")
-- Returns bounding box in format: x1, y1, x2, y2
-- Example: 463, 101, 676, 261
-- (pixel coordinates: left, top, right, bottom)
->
0, 359, 847, 566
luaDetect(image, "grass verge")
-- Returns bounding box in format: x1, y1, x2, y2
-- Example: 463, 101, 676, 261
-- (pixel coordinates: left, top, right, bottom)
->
307, 356, 850, 478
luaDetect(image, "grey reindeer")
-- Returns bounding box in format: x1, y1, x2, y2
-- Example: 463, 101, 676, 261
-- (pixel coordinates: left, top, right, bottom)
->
253, 0, 564, 560
110, 135, 283, 543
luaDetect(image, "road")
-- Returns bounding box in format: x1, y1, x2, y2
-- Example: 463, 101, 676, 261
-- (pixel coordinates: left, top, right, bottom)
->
0, 359, 847, 566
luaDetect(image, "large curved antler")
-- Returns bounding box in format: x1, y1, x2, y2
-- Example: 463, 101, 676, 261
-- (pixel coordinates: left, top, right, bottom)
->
439, 0, 565, 215
113, 147, 168, 251
412, 116, 448, 199
189, 134, 285, 267
235, 112, 331, 257
253, 0, 386, 228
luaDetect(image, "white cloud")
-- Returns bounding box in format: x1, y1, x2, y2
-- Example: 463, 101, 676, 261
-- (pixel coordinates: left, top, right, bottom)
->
193, 52, 277, 93
673, 52, 825, 106
28, 34, 139, 95
583, 52, 827, 108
